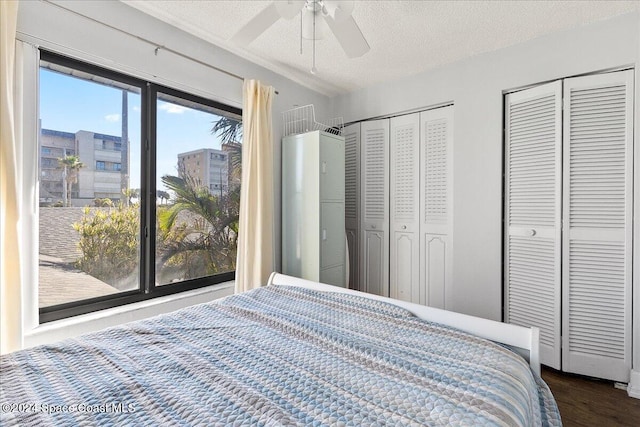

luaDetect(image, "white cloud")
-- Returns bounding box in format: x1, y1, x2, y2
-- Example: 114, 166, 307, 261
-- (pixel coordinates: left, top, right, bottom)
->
132, 106, 141, 113
105, 113, 120, 122
159, 103, 188, 114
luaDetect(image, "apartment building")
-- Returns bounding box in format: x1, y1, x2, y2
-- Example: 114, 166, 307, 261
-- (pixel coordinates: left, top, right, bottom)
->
40, 128, 128, 205
177, 148, 230, 195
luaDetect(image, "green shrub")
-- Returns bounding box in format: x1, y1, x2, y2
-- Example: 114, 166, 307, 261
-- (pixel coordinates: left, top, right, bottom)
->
93, 198, 114, 207
73, 204, 139, 288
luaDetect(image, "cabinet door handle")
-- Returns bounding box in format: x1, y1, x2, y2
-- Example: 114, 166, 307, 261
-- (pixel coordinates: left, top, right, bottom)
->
401, 225, 407, 230
528, 229, 536, 237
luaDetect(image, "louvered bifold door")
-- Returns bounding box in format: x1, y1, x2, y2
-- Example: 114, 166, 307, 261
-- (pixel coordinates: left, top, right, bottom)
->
505, 82, 562, 369
344, 123, 361, 291
562, 70, 633, 382
390, 113, 420, 302
360, 119, 390, 297
420, 106, 454, 309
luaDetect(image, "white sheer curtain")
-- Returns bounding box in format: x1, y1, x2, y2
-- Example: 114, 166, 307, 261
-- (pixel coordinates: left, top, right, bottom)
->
0, 0, 22, 354
235, 80, 275, 293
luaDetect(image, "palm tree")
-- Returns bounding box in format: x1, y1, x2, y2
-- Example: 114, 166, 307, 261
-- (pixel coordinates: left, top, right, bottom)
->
212, 116, 243, 187
157, 190, 170, 204
58, 155, 84, 207
122, 188, 139, 206
155, 116, 243, 282
222, 141, 242, 183
211, 116, 242, 146
157, 172, 239, 281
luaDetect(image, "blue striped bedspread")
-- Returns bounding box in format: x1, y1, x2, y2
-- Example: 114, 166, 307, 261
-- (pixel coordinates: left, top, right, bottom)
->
0, 285, 561, 426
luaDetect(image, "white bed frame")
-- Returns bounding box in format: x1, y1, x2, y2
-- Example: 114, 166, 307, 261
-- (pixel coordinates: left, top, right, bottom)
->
268, 273, 541, 376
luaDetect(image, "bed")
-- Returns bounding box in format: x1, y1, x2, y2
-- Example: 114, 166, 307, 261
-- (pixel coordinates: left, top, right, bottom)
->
0, 273, 561, 426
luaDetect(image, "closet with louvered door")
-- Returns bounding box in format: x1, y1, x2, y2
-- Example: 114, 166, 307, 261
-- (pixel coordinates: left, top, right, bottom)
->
390, 114, 420, 302
344, 123, 361, 291
420, 106, 454, 309
360, 119, 390, 297
562, 70, 633, 382
504, 81, 562, 370
353, 107, 454, 304
504, 70, 634, 381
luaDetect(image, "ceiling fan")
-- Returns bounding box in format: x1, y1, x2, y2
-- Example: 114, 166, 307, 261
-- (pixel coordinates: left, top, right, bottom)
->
231, 1, 370, 65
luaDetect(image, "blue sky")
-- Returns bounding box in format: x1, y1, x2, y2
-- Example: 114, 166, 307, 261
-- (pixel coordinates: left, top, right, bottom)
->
40, 68, 228, 191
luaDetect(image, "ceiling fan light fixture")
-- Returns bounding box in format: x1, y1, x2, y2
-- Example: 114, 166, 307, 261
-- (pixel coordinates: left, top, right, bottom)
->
231, 0, 369, 67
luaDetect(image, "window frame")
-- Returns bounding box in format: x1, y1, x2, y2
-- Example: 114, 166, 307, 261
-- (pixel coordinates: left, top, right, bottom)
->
39, 50, 241, 323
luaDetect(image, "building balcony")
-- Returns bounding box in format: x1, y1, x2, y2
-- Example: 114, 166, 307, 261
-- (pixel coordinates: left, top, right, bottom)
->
94, 149, 123, 162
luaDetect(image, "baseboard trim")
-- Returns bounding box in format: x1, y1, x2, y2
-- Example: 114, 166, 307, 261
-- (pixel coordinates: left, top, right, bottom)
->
628, 370, 640, 399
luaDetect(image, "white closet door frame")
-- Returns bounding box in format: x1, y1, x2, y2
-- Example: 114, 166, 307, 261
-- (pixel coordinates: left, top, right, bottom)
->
420, 106, 454, 309
360, 119, 390, 297
562, 70, 634, 382
390, 113, 420, 302
344, 123, 361, 291
504, 81, 562, 370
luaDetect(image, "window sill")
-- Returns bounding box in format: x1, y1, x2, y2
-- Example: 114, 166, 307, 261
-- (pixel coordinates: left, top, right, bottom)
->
23, 281, 235, 349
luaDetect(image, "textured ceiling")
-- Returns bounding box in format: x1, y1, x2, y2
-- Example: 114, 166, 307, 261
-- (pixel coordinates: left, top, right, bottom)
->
123, 1, 640, 97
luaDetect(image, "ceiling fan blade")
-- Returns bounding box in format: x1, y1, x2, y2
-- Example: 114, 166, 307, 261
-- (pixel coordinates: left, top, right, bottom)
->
324, 15, 370, 58
322, 1, 354, 22
231, 3, 281, 46
274, 0, 305, 20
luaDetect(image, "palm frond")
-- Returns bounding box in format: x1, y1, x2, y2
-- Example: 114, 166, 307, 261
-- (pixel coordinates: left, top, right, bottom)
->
158, 170, 240, 281
211, 116, 242, 145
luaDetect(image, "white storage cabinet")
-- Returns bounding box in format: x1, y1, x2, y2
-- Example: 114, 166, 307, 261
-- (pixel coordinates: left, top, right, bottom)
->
282, 131, 346, 287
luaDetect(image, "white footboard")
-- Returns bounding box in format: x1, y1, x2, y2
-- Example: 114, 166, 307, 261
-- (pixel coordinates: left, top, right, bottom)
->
268, 272, 540, 376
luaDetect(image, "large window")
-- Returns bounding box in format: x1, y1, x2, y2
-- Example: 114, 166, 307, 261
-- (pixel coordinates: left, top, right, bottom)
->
38, 51, 242, 322
154, 89, 241, 286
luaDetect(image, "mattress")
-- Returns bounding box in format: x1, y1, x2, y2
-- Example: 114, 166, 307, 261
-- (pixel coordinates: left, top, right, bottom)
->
0, 285, 561, 426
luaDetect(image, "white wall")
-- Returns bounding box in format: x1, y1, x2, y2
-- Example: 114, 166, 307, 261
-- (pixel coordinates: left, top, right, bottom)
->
332, 11, 640, 391
16, 0, 331, 346
629, 10, 640, 399
332, 11, 639, 321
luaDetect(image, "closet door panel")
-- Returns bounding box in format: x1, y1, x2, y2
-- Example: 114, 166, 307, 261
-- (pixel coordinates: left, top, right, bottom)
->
346, 229, 358, 290
320, 202, 345, 269
562, 70, 633, 382
344, 123, 361, 290
364, 231, 385, 296
420, 106, 454, 309
320, 134, 345, 202
390, 114, 420, 302
425, 235, 447, 308
391, 233, 417, 302
360, 119, 389, 297
504, 82, 562, 370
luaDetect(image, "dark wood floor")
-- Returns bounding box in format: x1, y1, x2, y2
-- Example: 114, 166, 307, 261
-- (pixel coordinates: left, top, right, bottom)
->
541, 367, 640, 426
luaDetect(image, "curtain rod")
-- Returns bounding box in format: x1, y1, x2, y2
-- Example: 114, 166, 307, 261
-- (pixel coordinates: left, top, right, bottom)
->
46, 1, 279, 94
